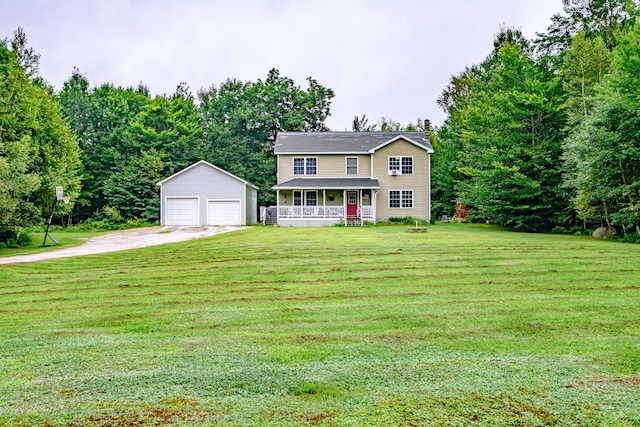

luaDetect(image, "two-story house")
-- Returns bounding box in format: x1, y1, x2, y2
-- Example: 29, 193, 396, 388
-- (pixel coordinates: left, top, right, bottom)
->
272, 123, 433, 226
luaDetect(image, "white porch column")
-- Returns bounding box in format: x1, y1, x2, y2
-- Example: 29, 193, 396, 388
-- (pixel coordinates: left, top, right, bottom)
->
427, 153, 432, 222
323, 189, 326, 218
342, 189, 346, 223
373, 190, 379, 225
359, 190, 363, 225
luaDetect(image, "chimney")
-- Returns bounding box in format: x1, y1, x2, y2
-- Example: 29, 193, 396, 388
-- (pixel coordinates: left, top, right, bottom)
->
424, 119, 431, 140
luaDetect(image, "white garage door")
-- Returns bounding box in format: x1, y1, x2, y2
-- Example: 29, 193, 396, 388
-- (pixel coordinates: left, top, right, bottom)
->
208, 200, 241, 225
166, 198, 199, 226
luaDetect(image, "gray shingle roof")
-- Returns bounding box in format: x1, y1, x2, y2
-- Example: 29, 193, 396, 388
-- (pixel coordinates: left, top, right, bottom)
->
274, 132, 433, 154
273, 178, 380, 190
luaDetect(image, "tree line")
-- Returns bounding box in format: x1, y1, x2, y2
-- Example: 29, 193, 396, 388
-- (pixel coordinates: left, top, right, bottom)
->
1, 0, 639, 245
433, 0, 640, 239
1, 26, 335, 242
59, 67, 334, 224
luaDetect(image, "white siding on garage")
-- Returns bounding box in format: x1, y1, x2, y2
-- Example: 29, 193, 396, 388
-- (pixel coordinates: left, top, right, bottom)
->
166, 197, 199, 225
208, 200, 241, 225
159, 162, 254, 226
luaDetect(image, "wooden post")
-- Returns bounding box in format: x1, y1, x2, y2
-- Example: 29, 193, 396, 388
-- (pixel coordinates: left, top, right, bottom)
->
42, 198, 58, 246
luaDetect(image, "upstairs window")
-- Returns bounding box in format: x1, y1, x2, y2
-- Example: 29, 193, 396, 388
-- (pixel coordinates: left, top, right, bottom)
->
402, 157, 413, 175
388, 156, 413, 175
346, 157, 358, 175
293, 157, 317, 175
389, 157, 400, 174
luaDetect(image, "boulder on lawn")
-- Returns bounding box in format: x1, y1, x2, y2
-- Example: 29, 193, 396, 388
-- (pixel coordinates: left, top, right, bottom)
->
593, 226, 615, 239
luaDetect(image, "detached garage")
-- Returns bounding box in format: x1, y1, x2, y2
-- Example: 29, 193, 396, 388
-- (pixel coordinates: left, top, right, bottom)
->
157, 160, 258, 226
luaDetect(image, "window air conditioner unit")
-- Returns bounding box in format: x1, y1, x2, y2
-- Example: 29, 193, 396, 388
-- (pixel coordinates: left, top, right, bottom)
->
391, 170, 399, 176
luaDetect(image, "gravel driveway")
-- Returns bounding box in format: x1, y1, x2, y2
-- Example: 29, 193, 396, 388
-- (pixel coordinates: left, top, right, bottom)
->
0, 226, 245, 265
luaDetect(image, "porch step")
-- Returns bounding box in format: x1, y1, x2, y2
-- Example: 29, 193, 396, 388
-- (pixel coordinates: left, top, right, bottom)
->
346, 217, 361, 226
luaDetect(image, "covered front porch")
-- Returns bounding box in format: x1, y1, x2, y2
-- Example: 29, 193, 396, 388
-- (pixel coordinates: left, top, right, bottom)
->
273, 178, 379, 227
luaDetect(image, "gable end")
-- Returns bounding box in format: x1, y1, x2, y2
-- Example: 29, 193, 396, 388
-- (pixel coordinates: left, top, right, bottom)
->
368, 135, 434, 154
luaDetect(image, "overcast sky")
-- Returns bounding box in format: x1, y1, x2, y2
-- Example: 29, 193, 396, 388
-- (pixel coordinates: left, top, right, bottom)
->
1, 0, 564, 130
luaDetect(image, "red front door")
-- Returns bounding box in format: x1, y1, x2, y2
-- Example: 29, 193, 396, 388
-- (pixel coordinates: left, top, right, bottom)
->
347, 191, 358, 217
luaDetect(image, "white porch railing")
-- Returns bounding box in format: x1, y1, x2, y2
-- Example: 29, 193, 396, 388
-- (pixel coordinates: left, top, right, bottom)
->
278, 205, 375, 219
278, 206, 344, 218
361, 206, 374, 219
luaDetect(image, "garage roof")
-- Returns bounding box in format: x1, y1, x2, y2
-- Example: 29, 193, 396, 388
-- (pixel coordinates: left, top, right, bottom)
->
156, 160, 259, 189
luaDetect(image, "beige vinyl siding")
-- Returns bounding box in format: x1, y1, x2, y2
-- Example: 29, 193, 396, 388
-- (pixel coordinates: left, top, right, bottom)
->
278, 154, 371, 182
278, 189, 344, 206
373, 139, 431, 221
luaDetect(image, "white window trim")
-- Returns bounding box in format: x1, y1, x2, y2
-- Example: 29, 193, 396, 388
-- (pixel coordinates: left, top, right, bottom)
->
305, 190, 318, 206
306, 157, 318, 175
346, 157, 358, 175
388, 156, 414, 175
401, 156, 414, 175
388, 156, 401, 175
293, 157, 318, 175
293, 158, 304, 176
293, 190, 319, 206
388, 189, 414, 209
293, 190, 302, 206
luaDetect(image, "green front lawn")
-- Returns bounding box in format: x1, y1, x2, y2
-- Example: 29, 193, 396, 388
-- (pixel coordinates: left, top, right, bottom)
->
1, 224, 639, 426
0, 228, 104, 257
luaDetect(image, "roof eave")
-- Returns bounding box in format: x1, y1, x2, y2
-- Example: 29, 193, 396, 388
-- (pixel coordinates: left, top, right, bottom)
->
274, 151, 369, 155
368, 135, 433, 153
156, 160, 259, 189
273, 185, 381, 190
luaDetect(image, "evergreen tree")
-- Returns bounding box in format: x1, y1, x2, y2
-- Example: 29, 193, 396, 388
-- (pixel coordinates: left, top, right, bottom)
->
102, 85, 204, 220
59, 72, 150, 221
434, 33, 568, 231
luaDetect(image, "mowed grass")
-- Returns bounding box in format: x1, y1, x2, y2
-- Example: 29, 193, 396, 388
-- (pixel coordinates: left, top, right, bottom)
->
0, 229, 104, 257
0, 223, 639, 426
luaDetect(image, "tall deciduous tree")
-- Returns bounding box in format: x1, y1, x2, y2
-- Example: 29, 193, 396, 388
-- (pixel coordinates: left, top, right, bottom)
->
560, 32, 611, 227
198, 69, 334, 205
535, 0, 635, 55
0, 30, 81, 237
0, 44, 39, 227
563, 20, 640, 234
561, 32, 611, 125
